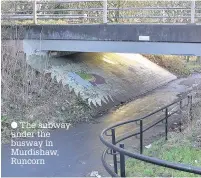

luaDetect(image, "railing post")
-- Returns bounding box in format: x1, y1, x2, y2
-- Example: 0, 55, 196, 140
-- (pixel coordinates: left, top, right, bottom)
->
189, 95, 193, 121
103, 0, 108, 23
191, 0, 195, 23
162, 10, 165, 23
179, 100, 183, 132
140, 120, 143, 154
165, 108, 168, 140
180, 100, 182, 110
111, 128, 118, 174
119, 144, 126, 177
188, 95, 191, 106
33, 0, 37, 24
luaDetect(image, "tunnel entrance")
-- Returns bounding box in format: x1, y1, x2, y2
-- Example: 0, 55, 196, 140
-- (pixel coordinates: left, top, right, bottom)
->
26, 52, 177, 110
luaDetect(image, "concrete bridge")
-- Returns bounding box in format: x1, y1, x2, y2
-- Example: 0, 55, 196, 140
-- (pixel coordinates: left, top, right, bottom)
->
2, 24, 201, 56
2, 23, 201, 108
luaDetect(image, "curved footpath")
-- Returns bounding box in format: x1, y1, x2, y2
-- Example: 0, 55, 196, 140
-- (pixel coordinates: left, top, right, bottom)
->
2, 74, 201, 177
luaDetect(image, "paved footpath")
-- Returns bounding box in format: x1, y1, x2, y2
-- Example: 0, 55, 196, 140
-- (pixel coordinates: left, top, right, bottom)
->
2, 74, 201, 177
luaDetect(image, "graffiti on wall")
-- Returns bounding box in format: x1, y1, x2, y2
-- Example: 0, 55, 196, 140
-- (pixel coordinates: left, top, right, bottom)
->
68, 72, 106, 88
76, 72, 106, 86
29, 52, 176, 108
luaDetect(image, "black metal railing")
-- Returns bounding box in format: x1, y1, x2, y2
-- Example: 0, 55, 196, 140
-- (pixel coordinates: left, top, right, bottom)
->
100, 94, 201, 177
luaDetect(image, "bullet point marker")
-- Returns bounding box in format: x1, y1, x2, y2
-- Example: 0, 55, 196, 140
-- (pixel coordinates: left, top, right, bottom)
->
11, 122, 18, 129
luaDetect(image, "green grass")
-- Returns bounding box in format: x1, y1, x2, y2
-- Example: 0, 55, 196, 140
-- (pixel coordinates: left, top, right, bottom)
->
1, 115, 7, 122
126, 137, 201, 177
126, 101, 201, 177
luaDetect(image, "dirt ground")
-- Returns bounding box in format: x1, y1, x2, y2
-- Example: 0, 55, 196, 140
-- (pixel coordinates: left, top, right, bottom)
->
1, 48, 98, 143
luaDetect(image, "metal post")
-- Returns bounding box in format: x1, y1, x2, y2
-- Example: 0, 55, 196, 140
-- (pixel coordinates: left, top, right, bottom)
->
140, 120, 143, 154
180, 100, 182, 131
162, 10, 165, 23
191, 0, 195, 23
165, 108, 168, 140
180, 100, 182, 109
119, 144, 126, 177
103, 0, 108, 23
111, 128, 118, 174
33, 0, 37, 24
188, 95, 191, 106
189, 95, 193, 121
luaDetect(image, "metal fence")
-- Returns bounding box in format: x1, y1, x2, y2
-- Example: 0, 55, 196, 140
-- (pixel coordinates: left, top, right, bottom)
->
100, 94, 201, 177
1, 0, 201, 24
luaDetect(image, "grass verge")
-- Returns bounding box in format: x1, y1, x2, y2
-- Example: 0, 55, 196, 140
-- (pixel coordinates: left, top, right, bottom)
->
126, 139, 201, 177
126, 102, 201, 177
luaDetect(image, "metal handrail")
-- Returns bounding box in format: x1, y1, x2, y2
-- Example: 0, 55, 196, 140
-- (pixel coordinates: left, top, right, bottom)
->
1, 15, 88, 20
1, 0, 200, 24
3, 7, 201, 14
100, 95, 201, 177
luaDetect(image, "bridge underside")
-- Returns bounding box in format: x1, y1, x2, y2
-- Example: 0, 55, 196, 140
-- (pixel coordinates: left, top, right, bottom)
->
3, 24, 201, 55
24, 40, 201, 56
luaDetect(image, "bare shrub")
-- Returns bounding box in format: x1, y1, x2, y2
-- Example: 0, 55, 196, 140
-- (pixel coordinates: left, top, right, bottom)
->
1, 41, 95, 143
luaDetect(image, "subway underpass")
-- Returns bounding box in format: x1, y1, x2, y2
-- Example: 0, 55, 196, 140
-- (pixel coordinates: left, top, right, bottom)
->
2, 1, 201, 176
2, 44, 201, 176
26, 52, 177, 110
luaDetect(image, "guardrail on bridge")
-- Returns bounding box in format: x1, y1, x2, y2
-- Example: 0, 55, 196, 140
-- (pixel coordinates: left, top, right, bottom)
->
1, 0, 201, 24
